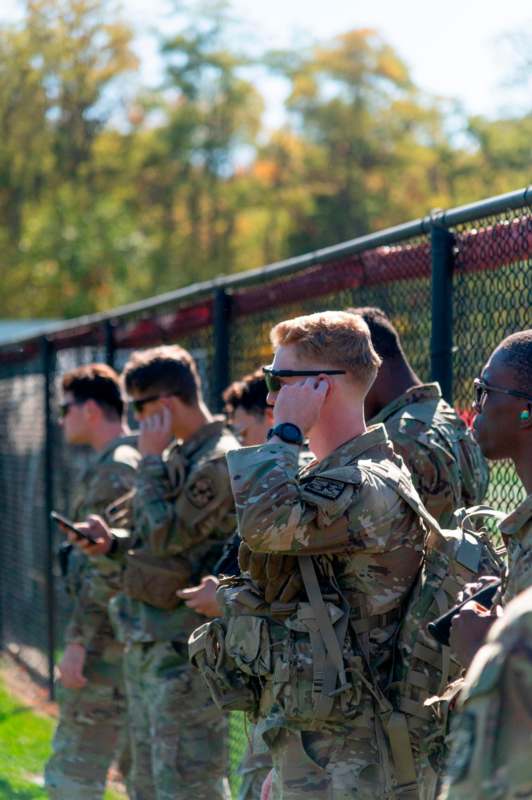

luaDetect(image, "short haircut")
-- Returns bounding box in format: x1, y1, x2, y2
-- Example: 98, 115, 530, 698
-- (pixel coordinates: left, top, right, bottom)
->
495, 330, 532, 395
62, 363, 124, 419
345, 306, 405, 360
270, 310, 382, 388
122, 345, 202, 406
223, 370, 268, 417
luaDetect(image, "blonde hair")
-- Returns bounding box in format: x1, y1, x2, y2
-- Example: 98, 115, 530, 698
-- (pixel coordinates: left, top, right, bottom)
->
270, 310, 382, 388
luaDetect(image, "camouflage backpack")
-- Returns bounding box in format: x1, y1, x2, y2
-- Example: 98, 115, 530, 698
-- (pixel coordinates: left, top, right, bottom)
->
358, 462, 504, 799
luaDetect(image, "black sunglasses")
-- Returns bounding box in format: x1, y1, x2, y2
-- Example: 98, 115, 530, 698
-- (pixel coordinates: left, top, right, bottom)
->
262, 366, 346, 393
129, 392, 180, 414
473, 377, 532, 409
58, 400, 84, 419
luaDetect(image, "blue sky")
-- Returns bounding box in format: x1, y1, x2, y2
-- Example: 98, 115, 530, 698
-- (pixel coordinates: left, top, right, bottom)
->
2, 0, 531, 124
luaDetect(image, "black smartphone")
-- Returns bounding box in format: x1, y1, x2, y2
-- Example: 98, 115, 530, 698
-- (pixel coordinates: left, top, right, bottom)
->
427, 579, 501, 647
50, 511, 95, 543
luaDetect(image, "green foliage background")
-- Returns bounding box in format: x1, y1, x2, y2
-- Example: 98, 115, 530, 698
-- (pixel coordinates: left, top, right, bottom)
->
0, 0, 530, 319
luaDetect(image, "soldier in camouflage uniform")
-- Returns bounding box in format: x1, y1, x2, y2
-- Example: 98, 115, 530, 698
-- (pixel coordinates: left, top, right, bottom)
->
348, 307, 489, 526
440, 330, 532, 797
44, 364, 140, 799
84, 346, 238, 800
448, 330, 532, 663
221, 311, 427, 799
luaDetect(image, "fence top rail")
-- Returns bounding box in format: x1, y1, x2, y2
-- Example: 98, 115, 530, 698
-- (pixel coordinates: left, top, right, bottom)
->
1, 185, 530, 356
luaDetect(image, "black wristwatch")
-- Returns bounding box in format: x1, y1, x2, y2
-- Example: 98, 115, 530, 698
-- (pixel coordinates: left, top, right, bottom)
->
267, 422, 304, 446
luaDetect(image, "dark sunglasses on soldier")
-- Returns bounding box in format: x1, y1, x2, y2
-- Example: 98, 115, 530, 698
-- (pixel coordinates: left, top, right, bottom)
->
129, 392, 180, 414
473, 377, 532, 409
58, 400, 84, 419
262, 365, 346, 393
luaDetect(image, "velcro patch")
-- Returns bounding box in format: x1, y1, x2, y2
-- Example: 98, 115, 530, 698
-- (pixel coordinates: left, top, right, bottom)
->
186, 476, 216, 508
302, 476, 346, 500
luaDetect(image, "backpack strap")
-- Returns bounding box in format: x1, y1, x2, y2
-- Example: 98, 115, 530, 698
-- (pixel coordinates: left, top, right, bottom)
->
297, 555, 351, 719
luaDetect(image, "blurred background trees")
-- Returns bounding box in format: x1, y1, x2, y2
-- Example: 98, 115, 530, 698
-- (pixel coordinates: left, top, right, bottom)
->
0, 0, 530, 318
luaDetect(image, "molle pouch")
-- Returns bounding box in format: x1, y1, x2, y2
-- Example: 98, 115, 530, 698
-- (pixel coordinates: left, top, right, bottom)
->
271, 600, 362, 727
225, 615, 272, 676
123, 550, 192, 610
188, 619, 260, 716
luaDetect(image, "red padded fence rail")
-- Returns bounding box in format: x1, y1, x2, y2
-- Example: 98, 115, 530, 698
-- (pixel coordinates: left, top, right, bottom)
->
0, 213, 529, 365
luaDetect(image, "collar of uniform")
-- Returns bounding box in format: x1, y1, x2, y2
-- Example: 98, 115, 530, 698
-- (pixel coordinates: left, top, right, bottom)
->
180, 417, 226, 459
499, 493, 532, 539
305, 423, 389, 475
371, 382, 442, 425
92, 433, 132, 466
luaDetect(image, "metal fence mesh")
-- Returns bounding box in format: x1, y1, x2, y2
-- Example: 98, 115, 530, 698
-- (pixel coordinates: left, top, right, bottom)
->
0, 192, 530, 796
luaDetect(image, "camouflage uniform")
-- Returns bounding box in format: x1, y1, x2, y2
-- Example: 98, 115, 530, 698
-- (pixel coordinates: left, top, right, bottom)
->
501, 493, 532, 605
224, 424, 426, 799
371, 383, 489, 527
236, 447, 315, 800
45, 435, 140, 800
109, 419, 238, 800
439, 584, 532, 800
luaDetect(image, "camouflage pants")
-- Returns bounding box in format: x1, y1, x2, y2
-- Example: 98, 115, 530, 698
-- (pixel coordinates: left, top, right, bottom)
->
269, 726, 389, 800
237, 723, 272, 800
124, 640, 231, 800
45, 680, 130, 799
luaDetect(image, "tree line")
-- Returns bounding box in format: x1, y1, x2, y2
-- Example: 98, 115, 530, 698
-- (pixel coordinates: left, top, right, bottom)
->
1, 0, 530, 318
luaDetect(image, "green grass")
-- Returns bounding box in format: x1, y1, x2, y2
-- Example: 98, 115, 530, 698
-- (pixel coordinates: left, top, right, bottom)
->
0, 675, 123, 799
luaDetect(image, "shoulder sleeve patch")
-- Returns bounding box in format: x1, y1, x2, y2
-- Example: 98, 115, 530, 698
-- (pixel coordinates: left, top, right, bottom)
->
186, 474, 217, 509
302, 476, 346, 500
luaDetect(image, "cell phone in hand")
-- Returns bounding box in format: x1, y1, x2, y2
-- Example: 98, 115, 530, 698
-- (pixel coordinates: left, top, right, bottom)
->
427, 579, 501, 647
50, 511, 95, 543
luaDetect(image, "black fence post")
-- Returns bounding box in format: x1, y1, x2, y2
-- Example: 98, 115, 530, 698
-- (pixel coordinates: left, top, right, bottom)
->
212, 288, 232, 412
104, 319, 116, 369
430, 222, 455, 403
41, 336, 56, 700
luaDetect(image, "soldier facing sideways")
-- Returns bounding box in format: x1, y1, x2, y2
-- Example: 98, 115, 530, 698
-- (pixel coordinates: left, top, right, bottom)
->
348, 306, 489, 527
439, 329, 532, 800
44, 364, 140, 799
215, 311, 428, 799
79, 346, 238, 800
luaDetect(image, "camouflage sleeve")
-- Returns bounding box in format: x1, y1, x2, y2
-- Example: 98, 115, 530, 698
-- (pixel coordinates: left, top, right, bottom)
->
66, 459, 137, 646
65, 559, 121, 647
503, 538, 532, 605
134, 454, 235, 557
226, 443, 407, 555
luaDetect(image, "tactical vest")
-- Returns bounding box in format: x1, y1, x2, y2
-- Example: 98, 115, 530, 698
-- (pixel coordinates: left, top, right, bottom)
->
189, 462, 503, 799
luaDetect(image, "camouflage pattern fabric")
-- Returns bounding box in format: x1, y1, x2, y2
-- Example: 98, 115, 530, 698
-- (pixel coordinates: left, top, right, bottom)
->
237, 722, 272, 800
501, 493, 532, 604
45, 434, 140, 799
45, 683, 130, 800
439, 584, 532, 800
124, 640, 231, 800
371, 383, 489, 527
109, 420, 238, 799
225, 424, 426, 799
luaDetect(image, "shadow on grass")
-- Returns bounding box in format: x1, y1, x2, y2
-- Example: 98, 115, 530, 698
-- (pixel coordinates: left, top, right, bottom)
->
0, 776, 44, 799
0, 705, 30, 723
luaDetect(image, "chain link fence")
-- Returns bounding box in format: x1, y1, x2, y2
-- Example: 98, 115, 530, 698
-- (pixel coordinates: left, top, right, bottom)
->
0, 187, 530, 795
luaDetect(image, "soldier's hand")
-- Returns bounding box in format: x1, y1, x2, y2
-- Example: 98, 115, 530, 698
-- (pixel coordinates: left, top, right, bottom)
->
139, 405, 174, 456
456, 575, 500, 605
449, 601, 498, 668
58, 643, 87, 689
177, 576, 221, 617
71, 515, 113, 556
273, 377, 328, 434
